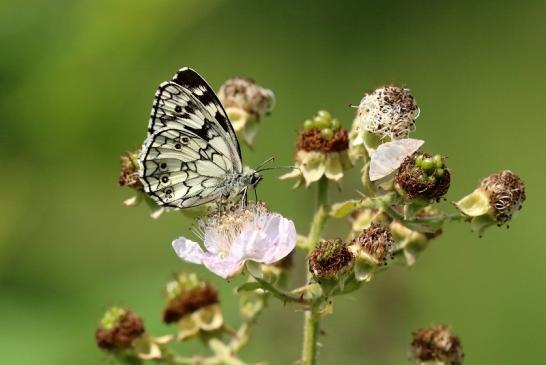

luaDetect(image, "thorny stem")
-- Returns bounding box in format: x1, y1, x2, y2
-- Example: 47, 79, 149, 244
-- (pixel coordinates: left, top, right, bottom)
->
301, 177, 330, 365
253, 277, 310, 305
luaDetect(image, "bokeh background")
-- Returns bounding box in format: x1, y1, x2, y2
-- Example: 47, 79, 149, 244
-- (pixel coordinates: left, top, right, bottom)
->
1, 0, 545, 364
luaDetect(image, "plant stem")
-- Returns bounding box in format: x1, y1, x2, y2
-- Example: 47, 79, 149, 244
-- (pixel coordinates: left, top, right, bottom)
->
302, 306, 320, 365
301, 177, 330, 365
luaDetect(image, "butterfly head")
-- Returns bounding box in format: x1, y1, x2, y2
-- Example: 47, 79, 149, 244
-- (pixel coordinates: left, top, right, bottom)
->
248, 171, 263, 188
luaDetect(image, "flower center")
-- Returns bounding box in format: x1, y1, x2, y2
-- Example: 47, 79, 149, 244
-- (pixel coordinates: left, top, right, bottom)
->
195, 203, 268, 255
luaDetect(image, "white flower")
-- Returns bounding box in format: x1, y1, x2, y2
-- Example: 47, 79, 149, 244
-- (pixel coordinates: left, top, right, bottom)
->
172, 203, 296, 279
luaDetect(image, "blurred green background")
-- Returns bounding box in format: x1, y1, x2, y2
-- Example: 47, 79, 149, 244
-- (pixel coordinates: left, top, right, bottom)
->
1, 0, 545, 364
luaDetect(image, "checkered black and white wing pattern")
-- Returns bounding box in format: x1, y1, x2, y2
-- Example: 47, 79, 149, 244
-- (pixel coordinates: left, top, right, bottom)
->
139, 68, 243, 209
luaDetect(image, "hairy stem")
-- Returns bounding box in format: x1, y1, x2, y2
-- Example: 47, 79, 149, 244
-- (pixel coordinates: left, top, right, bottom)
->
301, 177, 330, 365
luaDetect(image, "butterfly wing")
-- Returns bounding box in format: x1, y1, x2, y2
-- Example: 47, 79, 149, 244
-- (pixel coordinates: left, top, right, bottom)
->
369, 138, 424, 181
139, 68, 243, 208
147, 67, 242, 165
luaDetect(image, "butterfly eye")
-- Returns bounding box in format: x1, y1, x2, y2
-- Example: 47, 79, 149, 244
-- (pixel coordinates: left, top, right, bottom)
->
160, 175, 170, 184
160, 162, 167, 170
174, 105, 182, 113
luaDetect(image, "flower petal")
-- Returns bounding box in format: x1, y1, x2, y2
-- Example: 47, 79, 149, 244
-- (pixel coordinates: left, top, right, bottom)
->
202, 253, 243, 279
172, 237, 205, 264
230, 213, 296, 265
300, 152, 326, 187
324, 153, 344, 181
261, 215, 297, 264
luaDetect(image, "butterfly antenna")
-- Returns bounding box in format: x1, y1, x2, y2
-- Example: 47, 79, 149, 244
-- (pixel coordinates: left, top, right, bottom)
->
348, 103, 359, 109
257, 165, 298, 173
255, 156, 275, 170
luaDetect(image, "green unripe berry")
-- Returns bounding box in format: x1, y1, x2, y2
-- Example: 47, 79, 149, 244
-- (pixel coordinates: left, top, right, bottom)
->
421, 158, 435, 171
415, 155, 424, 167
428, 175, 437, 184
317, 110, 331, 121
433, 155, 443, 168
436, 168, 445, 177
303, 119, 314, 130
313, 117, 331, 130
331, 118, 341, 130
320, 128, 334, 139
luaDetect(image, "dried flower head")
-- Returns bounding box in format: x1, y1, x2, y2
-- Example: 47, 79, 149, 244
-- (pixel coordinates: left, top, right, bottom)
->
395, 152, 451, 202
172, 202, 296, 279
119, 150, 143, 191
410, 325, 464, 365
309, 239, 355, 280
280, 111, 352, 187
479, 170, 525, 224
95, 307, 145, 351
163, 273, 219, 324
218, 77, 275, 147
218, 77, 275, 120
454, 170, 525, 234
357, 85, 419, 140
351, 223, 395, 265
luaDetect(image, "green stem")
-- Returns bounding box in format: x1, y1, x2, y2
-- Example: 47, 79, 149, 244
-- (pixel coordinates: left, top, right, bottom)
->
302, 306, 320, 365
301, 177, 330, 365
253, 277, 310, 305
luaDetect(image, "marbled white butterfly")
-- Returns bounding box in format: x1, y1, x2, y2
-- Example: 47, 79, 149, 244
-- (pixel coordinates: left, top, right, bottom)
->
138, 68, 262, 209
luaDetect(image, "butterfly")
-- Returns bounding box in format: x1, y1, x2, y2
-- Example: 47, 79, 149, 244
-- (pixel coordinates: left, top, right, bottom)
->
369, 138, 424, 181
138, 68, 262, 209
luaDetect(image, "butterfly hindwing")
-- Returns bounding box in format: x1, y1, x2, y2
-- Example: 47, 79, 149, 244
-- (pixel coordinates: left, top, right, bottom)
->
140, 127, 235, 208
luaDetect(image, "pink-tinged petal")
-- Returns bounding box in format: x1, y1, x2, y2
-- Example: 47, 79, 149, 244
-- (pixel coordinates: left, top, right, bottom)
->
230, 213, 296, 265
202, 229, 222, 254
260, 215, 296, 264
230, 227, 268, 262
172, 237, 205, 264
202, 253, 244, 279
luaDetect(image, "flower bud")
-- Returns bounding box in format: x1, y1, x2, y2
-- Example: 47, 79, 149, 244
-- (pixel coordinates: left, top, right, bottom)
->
454, 170, 525, 234
162, 273, 222, 341
309, 239, 355, 281
217, 77, 275, 147
95, 307, 145, 351
410, 325, 464, 365
349, 223, 395, 282
357, 85, 419, 140
279, 111, 352, 188
390, 212, 442, 266
395, 152, 451, 202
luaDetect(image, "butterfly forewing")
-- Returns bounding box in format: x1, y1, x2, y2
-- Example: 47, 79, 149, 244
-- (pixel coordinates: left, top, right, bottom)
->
139, 68, 245, 209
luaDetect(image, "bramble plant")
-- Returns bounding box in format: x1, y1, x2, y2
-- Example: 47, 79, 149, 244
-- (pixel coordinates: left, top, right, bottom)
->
104, 73, 525, 365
